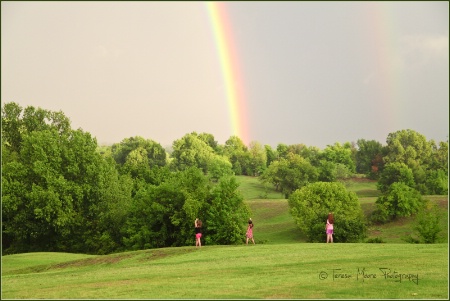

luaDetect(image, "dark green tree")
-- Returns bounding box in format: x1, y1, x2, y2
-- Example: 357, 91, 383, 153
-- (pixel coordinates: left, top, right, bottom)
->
377, 162, 415, 193
355, 139, 384, 179
223, 135, 250, 175
247, 141, 267, 176
320, 142, 356, 174
2, 102, 131, 254
204, 176, 250, 245
260, 153, 318, 197
375, 182, 425, 221
264, 144, 277, 167
111, 136, 167, 169
122, 167, 210, 249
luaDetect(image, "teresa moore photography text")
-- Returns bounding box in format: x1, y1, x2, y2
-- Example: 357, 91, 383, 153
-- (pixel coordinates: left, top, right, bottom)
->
319, 267, 419, 285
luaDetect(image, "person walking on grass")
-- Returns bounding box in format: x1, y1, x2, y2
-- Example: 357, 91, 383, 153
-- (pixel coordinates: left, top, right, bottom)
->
326, 212, 334, 243
246, 218, 255, 245
195, 218, 202, 248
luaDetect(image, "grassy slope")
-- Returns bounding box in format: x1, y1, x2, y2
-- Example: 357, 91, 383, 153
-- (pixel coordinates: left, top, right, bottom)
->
2, 244, 448, 299
237, 176, 448, 244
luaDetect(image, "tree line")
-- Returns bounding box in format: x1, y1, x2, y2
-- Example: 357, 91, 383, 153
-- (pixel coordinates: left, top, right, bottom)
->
2, 102, 448, 254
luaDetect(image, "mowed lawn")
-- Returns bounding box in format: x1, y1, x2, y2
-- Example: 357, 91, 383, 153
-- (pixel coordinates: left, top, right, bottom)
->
2, 244, 448, 299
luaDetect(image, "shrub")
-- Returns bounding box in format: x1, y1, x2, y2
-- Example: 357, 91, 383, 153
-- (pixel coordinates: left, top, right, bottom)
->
425, 169, 448, 195
288, 182, 367, 243
375, 182, 425, 220
413, 203, 443, 244
366, 237, 385, 243
377, 162, 415, 193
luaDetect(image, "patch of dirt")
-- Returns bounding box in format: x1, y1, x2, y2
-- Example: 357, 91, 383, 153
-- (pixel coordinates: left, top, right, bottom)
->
138, 249, 171, 262
369, 230, 382, 236
138, 247, 197, 262
347, 177, 377, 183
436, 198, 448, 209
53, 253, 133, 269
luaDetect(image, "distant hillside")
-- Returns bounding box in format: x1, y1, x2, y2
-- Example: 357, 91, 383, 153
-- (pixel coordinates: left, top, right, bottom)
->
236, 176, 448, 244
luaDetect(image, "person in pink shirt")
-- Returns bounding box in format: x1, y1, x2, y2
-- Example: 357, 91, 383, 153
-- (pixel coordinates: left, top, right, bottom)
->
195, 218, 202, 248
246, 218, 255, 245
326, 212, 334, 243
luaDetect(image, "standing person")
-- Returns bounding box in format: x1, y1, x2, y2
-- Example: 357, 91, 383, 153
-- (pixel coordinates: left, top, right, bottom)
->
326, 212, 334, 243
246, 218, 255, 245
195, 218, 202, 248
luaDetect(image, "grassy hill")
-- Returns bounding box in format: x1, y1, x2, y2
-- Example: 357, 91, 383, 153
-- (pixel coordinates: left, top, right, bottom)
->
2, 244, 448, 299
236, 176, 448, 244
2, 176, 448, 299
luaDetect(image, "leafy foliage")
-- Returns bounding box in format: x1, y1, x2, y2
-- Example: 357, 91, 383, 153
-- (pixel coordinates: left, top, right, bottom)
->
260, 153, 319, 198
377, 162, 415, 193
320, 142, 356, 174
2, 102, 134, 254
122, 168, 249, 249
413, 202, 443, 244
204, 176, 250, 245
374, 182, 425, 221
223, 135, 250, 175
355, 139, 384, 179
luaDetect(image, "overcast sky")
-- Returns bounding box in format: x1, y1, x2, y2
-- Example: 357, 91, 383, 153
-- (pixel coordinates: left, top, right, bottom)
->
2, 1, 448, 149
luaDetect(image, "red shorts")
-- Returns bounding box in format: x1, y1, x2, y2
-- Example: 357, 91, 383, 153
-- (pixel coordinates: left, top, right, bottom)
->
196, 233, 202, 239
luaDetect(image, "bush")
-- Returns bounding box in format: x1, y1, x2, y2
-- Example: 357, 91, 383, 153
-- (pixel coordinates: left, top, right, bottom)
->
375, 182, 425, 220
288, 182, 367, 243
413, 203, 443, 244
377, 162, 415, 193
425, 169, 448, 195
366, 237, 385, 243
402, 235, 420, 244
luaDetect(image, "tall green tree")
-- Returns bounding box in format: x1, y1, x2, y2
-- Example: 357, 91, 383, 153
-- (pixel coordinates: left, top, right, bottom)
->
223, 135, 249, 175
122, 167, 248, 249
260, 153, 318, 197
111, 136, 167, 169
276, 143, 289, 159
384, 129, 432, 167
2, 102, 131, 254
171, 132, 232, 178
320, 142, 356, 174
383, 129, 433, 191
375, 182, 424, 221
171, 132, 215, 172
122, 167, 210, 249
377, 162, 415, 193
247, 141, 267, 176
2, 102, 24, 153
204, 176, 250, 245
198, 132, 222, 155
355, 139, 384, 179
264, 144, 277, 167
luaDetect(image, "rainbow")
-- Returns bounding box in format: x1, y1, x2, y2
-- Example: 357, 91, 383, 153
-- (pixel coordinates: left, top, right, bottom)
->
365, 2, 402, 132
205, 1, 249, 145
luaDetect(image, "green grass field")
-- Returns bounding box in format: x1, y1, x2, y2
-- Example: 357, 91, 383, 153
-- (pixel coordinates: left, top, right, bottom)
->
2, 244, 447, 299
2, 176, 448, 299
